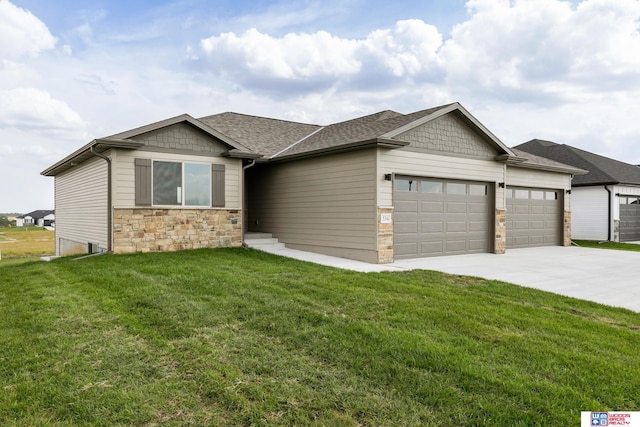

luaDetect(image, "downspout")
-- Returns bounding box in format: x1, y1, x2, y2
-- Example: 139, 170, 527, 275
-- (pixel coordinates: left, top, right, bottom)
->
90, 146, 112, 252
604, 185, 612, 241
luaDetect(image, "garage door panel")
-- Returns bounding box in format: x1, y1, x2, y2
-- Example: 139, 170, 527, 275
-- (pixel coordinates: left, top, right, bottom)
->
394, 177, 492, 258
445, 240, 467, 252
422, 201, 444, 213
530, 205, 545, 215
395, 202, 418, 215
447, 202, 467, 213
421, 222, 444, 232
421, 241, 444, 254
395, 222, 418, 233
395, 242, 418, 256
469, 221, 488, 232
469, 202, 487, 213
469, 238, 488, 250
530, 220, 544, 230
446, 221, 467, 232
507, 186, 561, 248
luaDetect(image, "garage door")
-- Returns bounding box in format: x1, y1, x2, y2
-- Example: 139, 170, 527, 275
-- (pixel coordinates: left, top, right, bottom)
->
506, 187, 561, 248
394, 177, 492, 258
619, 196, 640, 241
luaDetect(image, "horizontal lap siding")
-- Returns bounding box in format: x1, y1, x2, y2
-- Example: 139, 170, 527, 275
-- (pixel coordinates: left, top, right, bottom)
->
55, 156, 108, 254
571, 187, 609, 240
248, 150, 377, 252
112, 150, 241, 209
378, 149, 505, 207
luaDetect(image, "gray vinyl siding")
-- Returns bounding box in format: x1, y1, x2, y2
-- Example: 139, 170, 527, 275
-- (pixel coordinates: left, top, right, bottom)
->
248, 150, 378, 262
54, 156, 108, 255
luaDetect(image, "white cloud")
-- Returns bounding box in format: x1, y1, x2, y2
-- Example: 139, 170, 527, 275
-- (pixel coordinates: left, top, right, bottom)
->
440, 0, 640, 100
0, 0, 57, 58
0, 88, 84, 133
199, 19, 443, 91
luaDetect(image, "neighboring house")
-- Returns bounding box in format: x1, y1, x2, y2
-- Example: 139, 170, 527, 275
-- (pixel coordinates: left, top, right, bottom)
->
42, 102, 584, 263
16, 210, 55, 227
515, 139, 640, 242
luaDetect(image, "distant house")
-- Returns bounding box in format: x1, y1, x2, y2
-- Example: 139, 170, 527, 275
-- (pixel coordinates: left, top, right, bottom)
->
42, 103, 584, 262
514, 139, 640, 242
16, 210, 55, 227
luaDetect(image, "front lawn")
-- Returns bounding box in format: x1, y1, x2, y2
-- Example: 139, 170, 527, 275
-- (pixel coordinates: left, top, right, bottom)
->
0, 248, 638, 426
574, 239, 640, 252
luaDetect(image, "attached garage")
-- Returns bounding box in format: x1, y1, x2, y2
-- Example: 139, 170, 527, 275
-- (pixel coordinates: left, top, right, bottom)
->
619, 196, 640, 241
506, 186, 562, 248
394, 176, 492, 258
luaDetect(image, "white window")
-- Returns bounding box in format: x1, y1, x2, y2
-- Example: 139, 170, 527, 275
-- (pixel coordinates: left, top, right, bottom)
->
153, 161, 211, 207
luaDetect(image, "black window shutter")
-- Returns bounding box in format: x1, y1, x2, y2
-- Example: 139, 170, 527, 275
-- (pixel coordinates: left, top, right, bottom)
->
135, 158, 152, 206
211, 164, 225, 207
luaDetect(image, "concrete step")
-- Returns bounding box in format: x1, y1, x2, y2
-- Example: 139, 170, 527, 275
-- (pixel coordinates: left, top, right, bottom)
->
244, 233, 286, 250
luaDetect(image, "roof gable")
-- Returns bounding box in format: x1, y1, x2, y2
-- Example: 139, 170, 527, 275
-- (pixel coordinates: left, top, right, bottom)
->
130, 122, 231, 156
394, 113, 499, 158
515, 139, 640, 186
109, 114, 251, 153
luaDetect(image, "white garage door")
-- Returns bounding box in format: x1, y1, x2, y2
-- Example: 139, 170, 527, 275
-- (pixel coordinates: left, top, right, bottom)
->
394, 177, 492, 258
506, 187, 562, 248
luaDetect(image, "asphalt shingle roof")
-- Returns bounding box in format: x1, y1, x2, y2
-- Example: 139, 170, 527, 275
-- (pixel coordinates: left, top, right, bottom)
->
197, 112, 322, 157
514, 139, 640, 186
276, 106, 451, 158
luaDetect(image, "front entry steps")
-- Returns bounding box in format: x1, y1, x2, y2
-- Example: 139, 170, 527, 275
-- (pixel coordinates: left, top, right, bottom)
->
244, 232, 286, 250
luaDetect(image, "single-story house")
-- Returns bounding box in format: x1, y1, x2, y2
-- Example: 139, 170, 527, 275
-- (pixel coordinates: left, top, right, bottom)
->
42, 102, 585, 263
16, 210, 55, 227
515, 139, 640, 242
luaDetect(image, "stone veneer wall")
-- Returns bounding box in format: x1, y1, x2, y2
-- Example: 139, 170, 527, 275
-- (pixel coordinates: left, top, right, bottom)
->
564, 211, 571, 246
495, 209, 506, 254
113, 208, 241, 254
377, 207, 394, 263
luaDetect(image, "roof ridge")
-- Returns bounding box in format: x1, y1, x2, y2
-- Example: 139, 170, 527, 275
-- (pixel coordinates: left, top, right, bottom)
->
198, 111, 320, 127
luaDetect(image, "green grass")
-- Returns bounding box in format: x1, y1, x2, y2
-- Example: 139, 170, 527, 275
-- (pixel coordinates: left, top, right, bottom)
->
1, 248, 638, 426
574, 239, 640, 252
0, 226, 54, 258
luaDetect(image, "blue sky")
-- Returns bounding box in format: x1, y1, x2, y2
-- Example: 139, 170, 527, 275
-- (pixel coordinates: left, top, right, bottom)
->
2, 0, 640, 213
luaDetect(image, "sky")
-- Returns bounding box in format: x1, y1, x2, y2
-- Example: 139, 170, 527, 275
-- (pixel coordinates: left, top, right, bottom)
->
2, 0, 640, 213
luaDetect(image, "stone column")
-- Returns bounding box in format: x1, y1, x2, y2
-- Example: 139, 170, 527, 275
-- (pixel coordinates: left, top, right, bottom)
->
563, 211, 571, 246
495, 209, 506, 254
377, 207, 394, 263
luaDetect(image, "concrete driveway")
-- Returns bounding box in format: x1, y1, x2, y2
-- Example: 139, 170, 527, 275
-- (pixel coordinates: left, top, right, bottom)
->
256, 244, 640, 312
391, 246, 640, 312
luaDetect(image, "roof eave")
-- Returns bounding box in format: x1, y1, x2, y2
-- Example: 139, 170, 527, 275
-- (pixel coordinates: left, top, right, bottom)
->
509, 162, 588, 175
41, 139, 143, 176
222, 149, 264, 160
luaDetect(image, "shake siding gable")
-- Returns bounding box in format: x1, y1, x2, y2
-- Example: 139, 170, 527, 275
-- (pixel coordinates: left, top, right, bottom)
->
248, 150, 379, 263
55, 156, 108, 255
